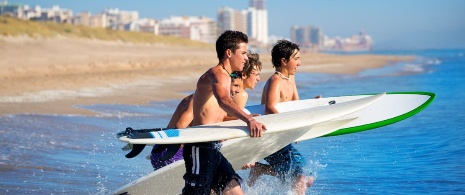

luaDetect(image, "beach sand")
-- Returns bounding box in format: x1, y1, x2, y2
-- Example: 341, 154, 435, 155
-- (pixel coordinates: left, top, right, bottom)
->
0, 36, 414, 116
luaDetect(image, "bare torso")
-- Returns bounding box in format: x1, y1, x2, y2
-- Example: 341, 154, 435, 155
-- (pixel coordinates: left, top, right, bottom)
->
192, 67, 228, 126
262, 74, 298, 109
166, 94, 194, 129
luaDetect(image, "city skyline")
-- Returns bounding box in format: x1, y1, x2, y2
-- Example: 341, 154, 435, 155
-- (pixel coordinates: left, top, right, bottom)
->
8, 0, 465, 50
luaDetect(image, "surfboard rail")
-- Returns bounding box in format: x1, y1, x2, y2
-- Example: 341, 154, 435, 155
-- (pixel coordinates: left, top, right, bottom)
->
323, 91, 435, 137
118, 93, 385, 145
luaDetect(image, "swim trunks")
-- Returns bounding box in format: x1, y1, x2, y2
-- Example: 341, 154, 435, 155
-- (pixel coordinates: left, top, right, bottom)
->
150, 145, 184, 170
182, 141, 242, 195
264, 144, 306, 182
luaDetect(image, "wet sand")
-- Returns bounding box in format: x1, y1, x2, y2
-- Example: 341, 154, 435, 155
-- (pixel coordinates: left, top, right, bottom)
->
0, 36, 414, 116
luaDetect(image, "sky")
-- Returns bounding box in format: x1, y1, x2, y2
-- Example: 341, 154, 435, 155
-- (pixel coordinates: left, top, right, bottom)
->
11, 0, 465, 49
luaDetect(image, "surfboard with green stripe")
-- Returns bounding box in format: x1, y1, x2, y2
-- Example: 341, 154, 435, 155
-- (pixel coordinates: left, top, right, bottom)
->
245, 91, 435, 138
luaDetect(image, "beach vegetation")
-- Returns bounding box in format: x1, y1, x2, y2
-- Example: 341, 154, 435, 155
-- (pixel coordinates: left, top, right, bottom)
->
0, 15, 213, 48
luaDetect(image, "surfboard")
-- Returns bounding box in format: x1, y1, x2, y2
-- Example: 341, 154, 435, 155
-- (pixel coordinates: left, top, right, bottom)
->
113, 92, 433, 194
222, 118, 358, 170
111, 118, 356, 195
245, 91, 435, 138
118, 93, 384, 145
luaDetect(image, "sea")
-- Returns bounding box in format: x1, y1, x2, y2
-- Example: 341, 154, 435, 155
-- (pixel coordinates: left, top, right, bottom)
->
0, 49, 464, 195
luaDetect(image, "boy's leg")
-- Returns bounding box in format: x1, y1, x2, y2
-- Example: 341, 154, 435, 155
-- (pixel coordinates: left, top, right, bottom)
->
222, 179, 243, 195
211, 151, 243, 195
288, 145, 313, 194
182, 143, 216, 195
247, 162, 276, 187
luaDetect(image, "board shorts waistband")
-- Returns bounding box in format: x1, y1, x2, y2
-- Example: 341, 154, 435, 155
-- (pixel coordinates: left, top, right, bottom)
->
186, 141, 223, 150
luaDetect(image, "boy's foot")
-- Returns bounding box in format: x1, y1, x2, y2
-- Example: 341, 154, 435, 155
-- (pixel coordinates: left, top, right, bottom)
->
306, 176, 315, 187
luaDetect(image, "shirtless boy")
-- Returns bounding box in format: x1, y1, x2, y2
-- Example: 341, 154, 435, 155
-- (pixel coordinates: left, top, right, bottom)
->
248, 40, 313, 195
182, 30, 266, 195
151, 74, 243, 170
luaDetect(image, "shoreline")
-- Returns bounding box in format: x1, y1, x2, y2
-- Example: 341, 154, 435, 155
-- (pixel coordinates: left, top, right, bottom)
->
0, 36, 415, 116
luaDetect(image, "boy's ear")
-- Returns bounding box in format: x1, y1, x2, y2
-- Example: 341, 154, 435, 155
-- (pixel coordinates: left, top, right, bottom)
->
226, 49, 232, 58
281, 58, 287, 66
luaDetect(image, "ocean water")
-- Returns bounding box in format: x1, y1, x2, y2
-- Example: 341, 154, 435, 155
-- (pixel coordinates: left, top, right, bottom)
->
0, 49, 464, 194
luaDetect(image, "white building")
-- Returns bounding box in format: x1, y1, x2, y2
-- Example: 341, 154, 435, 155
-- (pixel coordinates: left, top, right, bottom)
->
321, 31, 373, 51
158, 16, 217, 44
103, 8, 138, 30
39, 5, 73, 23
137, 18, 158, 34
217, 7, 247, 34
247, 0, 268, 45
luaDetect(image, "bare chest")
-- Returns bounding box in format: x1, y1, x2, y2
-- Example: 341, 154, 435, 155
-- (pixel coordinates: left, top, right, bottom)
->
279, 80, 295, 102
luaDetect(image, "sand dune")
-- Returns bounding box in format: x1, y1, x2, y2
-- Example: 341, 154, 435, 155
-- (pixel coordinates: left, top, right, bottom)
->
0, 36, 414, 116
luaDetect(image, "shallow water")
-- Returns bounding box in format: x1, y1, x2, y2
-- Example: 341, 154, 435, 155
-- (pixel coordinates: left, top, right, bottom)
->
0, 49, 464, 194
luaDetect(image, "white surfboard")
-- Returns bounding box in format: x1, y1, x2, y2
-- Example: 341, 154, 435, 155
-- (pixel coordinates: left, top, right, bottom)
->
245, 91, 435, 137
111, 118, 356, 195
113, 92, 434, 194
222, 118, 358, 170
118, 93, 384, 145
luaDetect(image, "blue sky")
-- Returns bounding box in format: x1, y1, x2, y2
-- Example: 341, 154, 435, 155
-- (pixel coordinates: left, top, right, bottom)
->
11, 0, 465, 49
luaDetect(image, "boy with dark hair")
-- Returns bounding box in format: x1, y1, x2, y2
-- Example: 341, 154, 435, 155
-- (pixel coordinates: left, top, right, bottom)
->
182, 30, 266, 195
248, 40, 314, 195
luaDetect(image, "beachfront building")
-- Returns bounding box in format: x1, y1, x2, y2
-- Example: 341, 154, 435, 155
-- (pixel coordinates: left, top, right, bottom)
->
71, 11, 91, 26
322, 31, 373, 51
1, 2, 72, 23
38, 5, 73, 23
247, 0, 268, 45
21, 5, 39, 19
71, 9, 138, 30
89, 14, 107, 28
103, 8, 139, 31
158, 16, 218, 44
217, 7, 247, 36
137, 18, 159, 34
0, 1, 23, 18
71, 12, 107, 28
216, 0, 268, 48
73, 8, 138, 30
291, 25, 323, 52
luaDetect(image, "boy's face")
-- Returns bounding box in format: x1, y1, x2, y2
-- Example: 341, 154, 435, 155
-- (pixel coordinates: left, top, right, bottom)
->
230, 42, 249, 72
243, 66, 260, 90
287, 50, 301, 75
230, 77, 242, 99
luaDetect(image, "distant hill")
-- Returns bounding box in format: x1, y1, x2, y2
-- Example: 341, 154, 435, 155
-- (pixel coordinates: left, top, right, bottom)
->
0, 16, 212, 48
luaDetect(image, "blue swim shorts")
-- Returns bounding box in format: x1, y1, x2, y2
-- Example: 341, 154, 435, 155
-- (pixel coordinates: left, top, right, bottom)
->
264, 144, 306, 182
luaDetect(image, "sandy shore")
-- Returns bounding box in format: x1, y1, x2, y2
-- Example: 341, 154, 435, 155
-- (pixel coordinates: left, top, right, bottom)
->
0, 36, 414, 116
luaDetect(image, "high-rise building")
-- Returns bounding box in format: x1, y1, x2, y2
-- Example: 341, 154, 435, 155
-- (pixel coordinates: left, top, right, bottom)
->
217, 7, 247, 34
247, 0, 268, 44
216, 0, 268, 46
291, 25, 323, 49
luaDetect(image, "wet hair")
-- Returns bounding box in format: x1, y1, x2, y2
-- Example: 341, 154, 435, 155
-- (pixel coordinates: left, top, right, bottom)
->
271, 40, 300, 69
242, 52, 262, 78
216, 30, 249, 61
